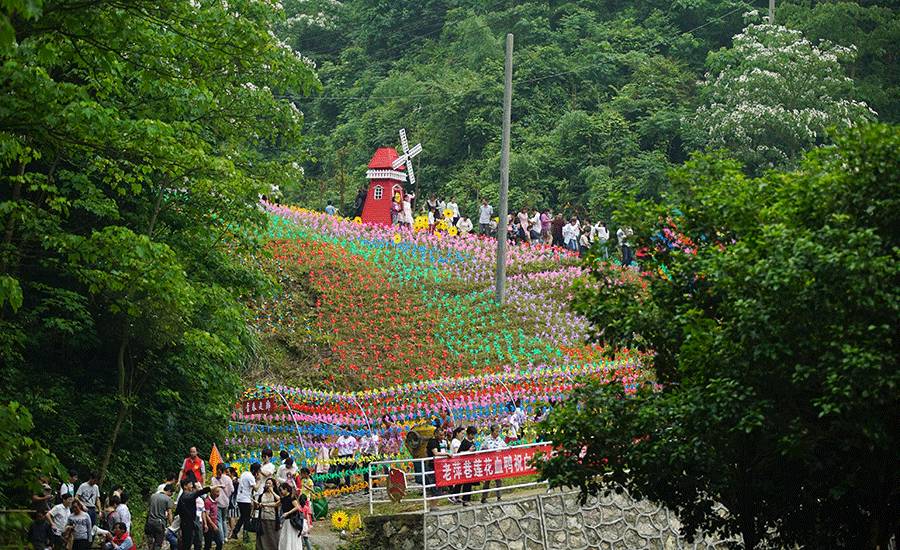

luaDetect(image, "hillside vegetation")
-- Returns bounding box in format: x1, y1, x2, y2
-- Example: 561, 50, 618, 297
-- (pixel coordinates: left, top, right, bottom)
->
278, 0, 899, 216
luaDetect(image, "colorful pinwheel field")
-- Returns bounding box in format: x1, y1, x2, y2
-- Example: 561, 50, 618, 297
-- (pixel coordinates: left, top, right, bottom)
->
224, 203, 653, 479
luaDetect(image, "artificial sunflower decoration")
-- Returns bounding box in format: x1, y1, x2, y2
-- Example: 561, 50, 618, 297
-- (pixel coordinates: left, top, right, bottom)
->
448, 226, 458, 237
353, 216, 362, 224
348, 513, 363, 532
443, 208, 454, 219
393, 233, 402, 244
331, 510, 350, 530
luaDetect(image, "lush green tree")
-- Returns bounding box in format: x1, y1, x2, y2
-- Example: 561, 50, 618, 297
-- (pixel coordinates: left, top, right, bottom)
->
0, 402, 65, 540
694, 21, 875, 173
540, 124, 899, 548
781, 0, 900, 122
278, 0, 899, 216
0, 0, 319, 493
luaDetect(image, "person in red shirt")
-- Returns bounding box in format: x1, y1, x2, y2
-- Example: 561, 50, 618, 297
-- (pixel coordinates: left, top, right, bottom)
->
181, 447, 206, 484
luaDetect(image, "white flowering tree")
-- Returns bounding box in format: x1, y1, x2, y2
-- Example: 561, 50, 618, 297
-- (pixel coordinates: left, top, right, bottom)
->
694, 21, 875, 172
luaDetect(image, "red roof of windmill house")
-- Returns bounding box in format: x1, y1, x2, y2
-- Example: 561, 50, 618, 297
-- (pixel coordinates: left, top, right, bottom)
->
367, 147, 405, 170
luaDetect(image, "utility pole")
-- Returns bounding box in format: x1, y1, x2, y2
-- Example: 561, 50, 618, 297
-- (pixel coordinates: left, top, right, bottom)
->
336, 147, 347, 208
495, 33, 513, 305
769, 0, 775, 23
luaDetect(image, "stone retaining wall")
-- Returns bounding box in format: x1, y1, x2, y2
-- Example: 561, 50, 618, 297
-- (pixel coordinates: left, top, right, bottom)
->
423, 489, 737, 550
362, 512, 425, 550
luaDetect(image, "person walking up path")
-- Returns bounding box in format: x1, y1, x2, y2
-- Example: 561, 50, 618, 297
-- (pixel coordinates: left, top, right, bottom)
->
478, 200, 493, 235
480, 425, 507, 503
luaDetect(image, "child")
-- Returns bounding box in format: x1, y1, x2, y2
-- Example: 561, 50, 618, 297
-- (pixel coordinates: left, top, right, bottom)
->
297, 494, 313, 550
297, 468, 314, 500
28, 511, 51, 550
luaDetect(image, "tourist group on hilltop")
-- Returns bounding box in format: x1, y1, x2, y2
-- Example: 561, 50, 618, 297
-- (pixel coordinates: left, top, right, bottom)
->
337, 191, 637, 264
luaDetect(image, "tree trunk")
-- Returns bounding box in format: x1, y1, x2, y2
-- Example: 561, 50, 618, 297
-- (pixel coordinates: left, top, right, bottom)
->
1, 162, 26, 272
97, 331, 129, 485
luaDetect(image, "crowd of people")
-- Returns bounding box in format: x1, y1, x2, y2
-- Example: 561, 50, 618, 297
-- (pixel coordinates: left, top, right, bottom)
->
27, 447, 315, 550
342, 191, 637, 265
26, 398, 549, 550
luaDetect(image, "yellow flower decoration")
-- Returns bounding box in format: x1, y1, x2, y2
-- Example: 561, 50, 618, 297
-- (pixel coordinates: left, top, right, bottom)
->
348, 513, 362, 532
331, 510, 350, 530
393, 233, 402, 244
353, 216, 362, 224
435, 220, 447, 231
443, 208, 454, 219
448, 226, 458, 237
435, 231, 443, 240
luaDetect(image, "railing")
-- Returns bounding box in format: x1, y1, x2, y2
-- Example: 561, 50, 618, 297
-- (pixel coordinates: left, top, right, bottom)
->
367, 442, 551, 514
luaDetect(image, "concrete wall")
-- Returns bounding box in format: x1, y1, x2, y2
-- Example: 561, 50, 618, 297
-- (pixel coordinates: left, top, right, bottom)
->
423, 489, 738, 550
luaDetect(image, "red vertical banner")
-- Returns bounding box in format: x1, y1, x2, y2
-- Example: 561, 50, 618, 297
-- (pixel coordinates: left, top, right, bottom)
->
433, 444, 552, 487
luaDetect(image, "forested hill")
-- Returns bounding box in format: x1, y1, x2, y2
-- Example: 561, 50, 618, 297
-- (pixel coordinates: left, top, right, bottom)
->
278, 0, 899, 218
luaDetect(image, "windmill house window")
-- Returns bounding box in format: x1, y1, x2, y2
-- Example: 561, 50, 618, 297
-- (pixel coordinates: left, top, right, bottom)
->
373, 185, 383, 200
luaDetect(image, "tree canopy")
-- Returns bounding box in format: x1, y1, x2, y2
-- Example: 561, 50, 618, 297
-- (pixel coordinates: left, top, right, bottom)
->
538, 124, 899, 548
0, 0, 318, 493
276, 0, 899, 216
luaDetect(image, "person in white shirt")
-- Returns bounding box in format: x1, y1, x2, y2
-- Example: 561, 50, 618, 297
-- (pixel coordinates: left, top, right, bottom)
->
446, 198, 460, 222
156, 473, 178, 494
593, 221, 610, 258
562, 219, 579, 252
335, 432, 359, 487
115, 493, 132, 533
359, 433, 380, 456
507, 399, 527, 440
480, 424, 508, 503
401, 192, 415, 228
455, 216, 473, 235
210, 464, 233, 542
617, 226, 634, 265
275, 457, 297, 485
516, 208, 531, 243
529, 210, 541, 241
60, 470, 78, 501
478, 200, 493, 235
75, 475, 100, 527
579, 228, 592, 255
449, 427, 463, 455
314, 440, 330, 488
230, 462, 259, 542
255, 448, 275, 498
48, 493, 73, 547
359, 432, 381, 493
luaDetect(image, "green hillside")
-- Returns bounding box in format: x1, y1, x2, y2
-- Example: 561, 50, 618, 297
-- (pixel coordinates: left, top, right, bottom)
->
278, 0, 899, 215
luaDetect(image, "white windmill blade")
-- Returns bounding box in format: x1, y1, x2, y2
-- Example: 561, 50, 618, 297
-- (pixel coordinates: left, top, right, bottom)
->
408, 143, 422, 157
399, 128, 410, 152
407, 162, 416, 186
391, 156, 407, 170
